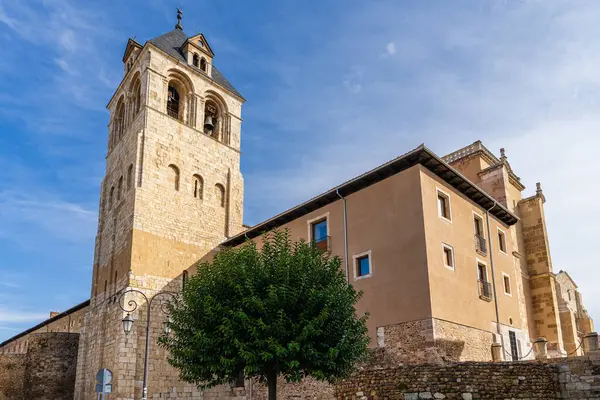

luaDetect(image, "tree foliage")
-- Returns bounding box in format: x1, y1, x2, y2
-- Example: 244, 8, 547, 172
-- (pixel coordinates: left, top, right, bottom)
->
159, 230, 369, 398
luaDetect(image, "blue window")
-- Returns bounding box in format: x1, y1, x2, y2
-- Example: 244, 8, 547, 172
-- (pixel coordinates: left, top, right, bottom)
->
357, 255, 371, 277
311, 219, 328, 243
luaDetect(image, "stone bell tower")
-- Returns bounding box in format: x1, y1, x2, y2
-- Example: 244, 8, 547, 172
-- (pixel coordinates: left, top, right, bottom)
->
75, 11, 245, 399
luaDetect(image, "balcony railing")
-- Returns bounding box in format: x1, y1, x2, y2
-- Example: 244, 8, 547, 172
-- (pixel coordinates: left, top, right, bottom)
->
313, 236, 330, 252
474, 234, 487, 255
478, 280, 493, 301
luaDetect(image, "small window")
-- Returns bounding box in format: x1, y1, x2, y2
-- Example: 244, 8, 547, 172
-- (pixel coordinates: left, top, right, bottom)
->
477, 263, 488, 282
442, 244, 454, 270
200, 57, 207, 72
193, 175, 204, 199
498, 230, 507, 253
215, 184, 225, 207
503, 273, 512, 295
355, 254, 371, 278
473, 215, 484, 237
117, 176, 124, 201
168, 165, 180, 191
233, 370, 245, 388
193, 53, 199, 67
182, 270, 188, 290
567, 290, 571, 301
127, 164, 134, 190
437, 190, 451, 221
311, 219, 328, 243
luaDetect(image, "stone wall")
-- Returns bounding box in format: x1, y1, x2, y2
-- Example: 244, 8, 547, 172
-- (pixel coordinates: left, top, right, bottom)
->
0, 333, 79, 400
377, 318, 494, 363
23, 333, 80, 400
335, 362, 559, 399
0, 354, 25, 399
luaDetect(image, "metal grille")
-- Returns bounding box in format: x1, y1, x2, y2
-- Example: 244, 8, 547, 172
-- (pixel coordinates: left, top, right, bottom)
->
474, 234, 487, 254
478, 280, 492, 301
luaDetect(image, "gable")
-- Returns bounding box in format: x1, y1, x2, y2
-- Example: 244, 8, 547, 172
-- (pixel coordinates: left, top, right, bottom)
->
184, 33, 214, 57
122, 38, 142, 62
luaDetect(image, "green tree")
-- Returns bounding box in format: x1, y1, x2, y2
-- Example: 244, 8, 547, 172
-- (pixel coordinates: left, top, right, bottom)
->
159, 230, 369, 400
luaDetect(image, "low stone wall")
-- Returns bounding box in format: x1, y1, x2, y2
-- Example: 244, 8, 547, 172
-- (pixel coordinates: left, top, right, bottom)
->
335, 362, 559, 399
0, 354, 26, 400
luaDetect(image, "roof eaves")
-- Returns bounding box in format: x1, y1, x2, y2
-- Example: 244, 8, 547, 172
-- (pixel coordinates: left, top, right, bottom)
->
223, 144, 517, 247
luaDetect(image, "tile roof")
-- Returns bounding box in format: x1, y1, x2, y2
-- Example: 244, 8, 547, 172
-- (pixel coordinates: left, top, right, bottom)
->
148, 29, 243, 100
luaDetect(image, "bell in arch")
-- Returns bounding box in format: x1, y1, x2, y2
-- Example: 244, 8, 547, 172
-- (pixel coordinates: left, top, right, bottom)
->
204, 114, 215, 131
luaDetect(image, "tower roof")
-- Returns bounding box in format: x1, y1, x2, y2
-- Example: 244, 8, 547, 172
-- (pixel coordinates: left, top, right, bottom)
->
148, 29, 243, 100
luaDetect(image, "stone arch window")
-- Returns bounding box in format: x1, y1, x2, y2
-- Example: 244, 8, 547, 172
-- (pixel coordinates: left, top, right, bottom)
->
166, 71, 196, 126
109, 186, 115, 209
127, 164, 134, 190
117, 176, 124, 201
215, 183, 225, 207
193, 53, 199, 68
193, 174, 204, 199
131, 74, 142, 118
168, 164, 180, 191
114, 97, 126, 142
200, 57, 207, 72
182, 270, 188, 290
167, 85, 180, 120
204, 92, 230, 144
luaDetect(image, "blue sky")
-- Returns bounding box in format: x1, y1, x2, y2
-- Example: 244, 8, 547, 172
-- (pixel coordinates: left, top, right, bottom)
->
1, 0, 599, 341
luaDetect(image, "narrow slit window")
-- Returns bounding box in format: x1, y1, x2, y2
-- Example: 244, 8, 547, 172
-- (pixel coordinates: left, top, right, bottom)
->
503, 274, 511, 295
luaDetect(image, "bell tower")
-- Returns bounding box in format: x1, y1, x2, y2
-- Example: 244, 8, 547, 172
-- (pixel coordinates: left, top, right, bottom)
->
75, 11, 245, 399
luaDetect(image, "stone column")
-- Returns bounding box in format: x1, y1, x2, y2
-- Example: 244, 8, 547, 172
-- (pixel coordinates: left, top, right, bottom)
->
534, 337, 548, 359
583, 332, 599, 353
491, 342, 503, 362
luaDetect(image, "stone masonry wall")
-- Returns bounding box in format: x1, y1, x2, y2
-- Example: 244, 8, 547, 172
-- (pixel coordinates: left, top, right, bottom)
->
335, 362, 559, 399
0, 354, 25, 400
378, 318, 494, 363
23, 333, 80, 400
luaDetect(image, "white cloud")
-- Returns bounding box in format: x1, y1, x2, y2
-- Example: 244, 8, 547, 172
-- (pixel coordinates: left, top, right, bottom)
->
243, 0, 600, 324
0, 309, 48, 323
385, 41, 396, 56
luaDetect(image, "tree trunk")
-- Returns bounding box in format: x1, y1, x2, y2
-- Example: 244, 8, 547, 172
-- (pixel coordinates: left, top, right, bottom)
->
267, 370, 277, 400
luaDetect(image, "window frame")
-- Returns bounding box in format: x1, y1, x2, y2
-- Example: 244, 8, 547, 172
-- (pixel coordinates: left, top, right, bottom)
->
497, 228, 507, 255
307, 213, 330, 243
442, 243, 455, 271
476, 258, 488, 282
353, 250, 372, 280
502, 272, 512, 296
472, 211, 485, 238
436, 187, 452, 222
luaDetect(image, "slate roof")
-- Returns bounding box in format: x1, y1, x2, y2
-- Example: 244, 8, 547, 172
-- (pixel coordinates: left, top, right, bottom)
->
148, 29, 243, 100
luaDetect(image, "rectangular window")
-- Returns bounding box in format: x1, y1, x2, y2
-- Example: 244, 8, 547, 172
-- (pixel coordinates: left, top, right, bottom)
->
356, 255, 371, 278
311, 219, 328, 243
477, 261, 492, 301
437, 190, 451, 221
503, 273, 512, 295
509, 331, 518, 361
498, 230, 507, 253
473, 215, 484, 237
442, 244, 454, 270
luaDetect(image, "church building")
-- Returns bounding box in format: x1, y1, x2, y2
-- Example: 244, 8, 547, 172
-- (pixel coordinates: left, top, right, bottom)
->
0, 12, 595, 400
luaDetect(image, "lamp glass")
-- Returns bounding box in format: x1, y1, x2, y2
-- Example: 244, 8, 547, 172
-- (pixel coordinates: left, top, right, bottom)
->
122, 313, 134, 334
